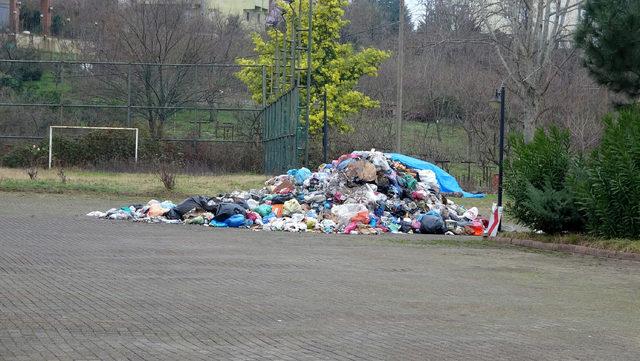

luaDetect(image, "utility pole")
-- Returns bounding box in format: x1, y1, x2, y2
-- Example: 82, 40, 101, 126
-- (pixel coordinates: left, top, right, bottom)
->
395, 0, 405, 153
40, 0, 52, 36
10, 0, 20, 35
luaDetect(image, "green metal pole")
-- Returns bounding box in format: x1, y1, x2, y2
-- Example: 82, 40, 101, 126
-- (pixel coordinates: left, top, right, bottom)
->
304, 0, 313, 167
127, 63, 132, 127
262, 65, 267, 105
290, 7, 296, 89
323, 89, 328, 164
274, 30, 280, 96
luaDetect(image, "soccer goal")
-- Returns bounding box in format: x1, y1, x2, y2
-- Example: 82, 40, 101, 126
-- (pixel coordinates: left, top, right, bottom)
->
48, 126, 139, 169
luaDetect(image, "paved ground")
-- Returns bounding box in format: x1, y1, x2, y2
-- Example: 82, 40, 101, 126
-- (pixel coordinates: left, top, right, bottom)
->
0, 192, 639, 361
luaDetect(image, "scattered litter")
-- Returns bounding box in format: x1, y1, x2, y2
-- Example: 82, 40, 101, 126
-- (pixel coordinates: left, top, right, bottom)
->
88, 150, 487, 236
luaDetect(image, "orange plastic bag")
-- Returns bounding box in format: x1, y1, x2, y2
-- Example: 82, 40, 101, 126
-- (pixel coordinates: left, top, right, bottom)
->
148, 204, 169, 217
271, 204, 284, 217
350, 210, 370, 224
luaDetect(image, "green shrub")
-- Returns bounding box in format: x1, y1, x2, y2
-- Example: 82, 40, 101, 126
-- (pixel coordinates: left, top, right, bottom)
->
16, 63, 43, 82
0, 72, 21, 90
505, 127, 584, 234
1, 144, 46, 168
574, 108, 640, 238
2, 131, 158, 168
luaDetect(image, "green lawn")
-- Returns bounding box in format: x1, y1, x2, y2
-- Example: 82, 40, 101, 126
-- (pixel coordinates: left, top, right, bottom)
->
402, 121, 472, 161
454, 194, 497, 218
165, 109, 247, 139
0, 167, 267, 199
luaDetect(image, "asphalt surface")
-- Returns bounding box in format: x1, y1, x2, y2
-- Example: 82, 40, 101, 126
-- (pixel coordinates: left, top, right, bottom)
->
0, 192, 639, 361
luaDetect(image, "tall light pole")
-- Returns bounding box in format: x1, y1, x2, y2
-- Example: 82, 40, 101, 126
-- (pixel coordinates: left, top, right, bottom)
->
490, 85, 506, 231
395, 0, 405, 153
497, 85, 505, 211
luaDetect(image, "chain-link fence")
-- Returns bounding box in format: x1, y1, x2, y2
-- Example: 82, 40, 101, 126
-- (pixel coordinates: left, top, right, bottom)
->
0, 59, 267, 172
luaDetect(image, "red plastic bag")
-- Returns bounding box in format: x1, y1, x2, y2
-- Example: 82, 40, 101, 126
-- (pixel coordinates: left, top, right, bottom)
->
466, 220, 484, 236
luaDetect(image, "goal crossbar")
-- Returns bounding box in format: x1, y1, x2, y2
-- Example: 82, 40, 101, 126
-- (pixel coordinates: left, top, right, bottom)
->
48, 126, 139, 169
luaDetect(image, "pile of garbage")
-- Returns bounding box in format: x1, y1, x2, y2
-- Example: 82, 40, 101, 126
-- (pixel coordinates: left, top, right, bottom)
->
87, 150, 487, 236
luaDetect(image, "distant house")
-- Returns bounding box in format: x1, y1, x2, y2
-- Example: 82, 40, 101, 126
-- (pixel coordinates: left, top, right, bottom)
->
204, 0, 270, 29
119, 0, 271, 29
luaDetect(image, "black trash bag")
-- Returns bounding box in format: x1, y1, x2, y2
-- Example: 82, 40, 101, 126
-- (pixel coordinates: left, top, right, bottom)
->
212, 203, 247, 222
447, 210, 461, 222
399, 221, 413, 233
376, 175, 390, 194
165, 196, 218, 220
389, 204, 406, 218
270, 194, 294, 204
232, 198, 250, 210
420, 213, 447, 234
164, 209, 181, 220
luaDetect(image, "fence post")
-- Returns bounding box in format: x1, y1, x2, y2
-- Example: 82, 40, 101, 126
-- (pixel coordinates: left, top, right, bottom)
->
194, 64, 200, 139
274, 30, 280, 95
58, 61, 63, 125
323, 89, 328, 164
262, 65, 267, 105
304, 0, 313, 167
48, 126, 53, 169
127, 63, 132, 127
134, 128, 139, 164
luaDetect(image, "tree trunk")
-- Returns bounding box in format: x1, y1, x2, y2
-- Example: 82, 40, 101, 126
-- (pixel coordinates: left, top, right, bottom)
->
156, 113, 165, 140
523, 95, 544, 143
147, 113, 158, 140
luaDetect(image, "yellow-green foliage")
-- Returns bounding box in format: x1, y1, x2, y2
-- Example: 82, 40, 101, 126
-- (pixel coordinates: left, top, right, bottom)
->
236, 0, 390, 133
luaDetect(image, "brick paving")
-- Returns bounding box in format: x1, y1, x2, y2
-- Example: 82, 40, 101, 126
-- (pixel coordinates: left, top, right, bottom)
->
0, 192, 639, 360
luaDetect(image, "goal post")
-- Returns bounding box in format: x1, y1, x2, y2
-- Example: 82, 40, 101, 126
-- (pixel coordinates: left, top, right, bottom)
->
48, 126, 139, 169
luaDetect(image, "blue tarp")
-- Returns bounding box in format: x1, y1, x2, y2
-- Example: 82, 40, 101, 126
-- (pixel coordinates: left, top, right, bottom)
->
387, 153, 485, 198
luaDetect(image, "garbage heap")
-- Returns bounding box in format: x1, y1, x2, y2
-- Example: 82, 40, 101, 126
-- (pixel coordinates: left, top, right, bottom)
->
87, 150, 486, 236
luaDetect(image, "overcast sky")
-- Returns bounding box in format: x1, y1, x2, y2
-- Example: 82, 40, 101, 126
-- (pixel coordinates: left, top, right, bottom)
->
405, 0, 424, 24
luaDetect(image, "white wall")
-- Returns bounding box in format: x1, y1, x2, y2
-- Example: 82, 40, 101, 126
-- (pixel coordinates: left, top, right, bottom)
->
0, 1, 9, 31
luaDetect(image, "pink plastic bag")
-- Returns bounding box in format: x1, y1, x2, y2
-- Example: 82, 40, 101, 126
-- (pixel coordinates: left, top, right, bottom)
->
344, 222, 358, 234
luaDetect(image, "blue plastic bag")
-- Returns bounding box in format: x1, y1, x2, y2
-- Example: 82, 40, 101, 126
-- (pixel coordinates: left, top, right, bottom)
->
224, 214, 246, 228
287, 167, 312, 185
209, 220, 228, 228
387, 153, 485, 198
263, 213, 275, 223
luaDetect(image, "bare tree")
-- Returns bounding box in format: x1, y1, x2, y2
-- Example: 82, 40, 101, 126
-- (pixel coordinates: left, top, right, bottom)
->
80, 1, 211, 139
200, 14, 250, 127
474, 0, 583, 141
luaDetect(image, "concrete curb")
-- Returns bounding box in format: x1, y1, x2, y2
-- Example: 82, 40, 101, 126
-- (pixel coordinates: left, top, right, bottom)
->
492, 236, 640, 262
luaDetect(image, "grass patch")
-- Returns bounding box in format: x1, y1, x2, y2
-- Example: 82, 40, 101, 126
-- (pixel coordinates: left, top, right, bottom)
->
402, 122, 469, 158
0, 167, 267, 199
453, 194, 496, 216
447, 194, 517, 223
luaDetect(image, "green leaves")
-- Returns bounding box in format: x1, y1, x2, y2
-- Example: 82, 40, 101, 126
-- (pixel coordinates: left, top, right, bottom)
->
505, 127, 585, 234
235, 0, 389, 133
575, 0, 640, 97
575, 107, 640, 238
506, 108, 640, 238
